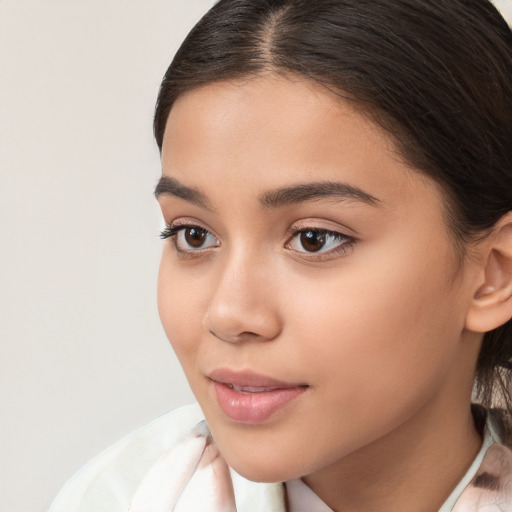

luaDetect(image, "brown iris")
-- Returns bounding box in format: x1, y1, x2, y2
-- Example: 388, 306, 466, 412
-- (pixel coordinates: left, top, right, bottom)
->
184, 227, 208, 248
300, 230, 327, 252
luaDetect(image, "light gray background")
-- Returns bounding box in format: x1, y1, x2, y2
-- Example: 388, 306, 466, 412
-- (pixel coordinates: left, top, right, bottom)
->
1, 1, 511, 511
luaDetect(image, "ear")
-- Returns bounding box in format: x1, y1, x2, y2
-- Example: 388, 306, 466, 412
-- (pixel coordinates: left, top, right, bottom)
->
465, 212, 512, 333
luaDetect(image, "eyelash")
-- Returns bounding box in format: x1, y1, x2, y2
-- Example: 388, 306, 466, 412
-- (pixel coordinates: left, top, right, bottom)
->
160, 223, 196, 240
284, 224, 356, 261
160, 222, 220, 258
160, 222, 357, 261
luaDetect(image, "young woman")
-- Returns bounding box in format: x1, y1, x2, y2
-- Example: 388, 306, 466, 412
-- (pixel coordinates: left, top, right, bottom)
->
49, 1, 512, 511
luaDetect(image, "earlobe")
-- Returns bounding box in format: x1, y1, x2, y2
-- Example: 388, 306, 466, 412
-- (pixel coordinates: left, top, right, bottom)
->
465, 213, 512, 334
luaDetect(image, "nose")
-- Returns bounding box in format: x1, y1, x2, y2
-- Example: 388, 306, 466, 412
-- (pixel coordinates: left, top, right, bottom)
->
202, 251, 282, 343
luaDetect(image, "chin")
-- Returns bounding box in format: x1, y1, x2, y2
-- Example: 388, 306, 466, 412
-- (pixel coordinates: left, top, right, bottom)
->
216, 439, 309, 483
202, 403, 314, 482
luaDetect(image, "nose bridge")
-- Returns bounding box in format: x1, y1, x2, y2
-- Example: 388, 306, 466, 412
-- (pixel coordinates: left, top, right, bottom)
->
203, 243, 281, 342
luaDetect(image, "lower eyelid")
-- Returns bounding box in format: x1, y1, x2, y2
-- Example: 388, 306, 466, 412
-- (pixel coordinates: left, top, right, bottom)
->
285, 229, 356, 257
296, 240, 356, 261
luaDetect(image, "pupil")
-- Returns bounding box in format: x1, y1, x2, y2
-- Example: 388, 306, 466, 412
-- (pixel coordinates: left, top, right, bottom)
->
300, 230, 326, 252
185, 227, 207, 248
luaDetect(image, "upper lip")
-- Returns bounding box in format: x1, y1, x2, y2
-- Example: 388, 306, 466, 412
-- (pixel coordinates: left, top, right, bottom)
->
208, 368, 307, 389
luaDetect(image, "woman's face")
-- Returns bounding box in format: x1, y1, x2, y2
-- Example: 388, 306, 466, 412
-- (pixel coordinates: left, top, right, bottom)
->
156, 76, 480, 482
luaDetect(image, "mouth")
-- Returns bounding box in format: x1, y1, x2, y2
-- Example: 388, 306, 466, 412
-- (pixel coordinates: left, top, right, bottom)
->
208, 369, 308, 424
223, 383, 289, 393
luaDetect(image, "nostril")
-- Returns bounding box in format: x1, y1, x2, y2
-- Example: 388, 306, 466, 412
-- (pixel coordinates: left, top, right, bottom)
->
208, 329, 266, 343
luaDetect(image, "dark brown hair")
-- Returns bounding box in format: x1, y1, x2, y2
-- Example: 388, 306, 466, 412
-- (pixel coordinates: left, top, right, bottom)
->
154, 0, 512, 411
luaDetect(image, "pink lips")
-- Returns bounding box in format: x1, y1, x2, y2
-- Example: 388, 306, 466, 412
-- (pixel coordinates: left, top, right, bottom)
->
208, 369, 307, 424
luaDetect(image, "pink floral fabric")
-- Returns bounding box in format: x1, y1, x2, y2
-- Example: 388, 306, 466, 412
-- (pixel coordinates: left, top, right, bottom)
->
126, 408, 512, 511
452, 443, 512, 512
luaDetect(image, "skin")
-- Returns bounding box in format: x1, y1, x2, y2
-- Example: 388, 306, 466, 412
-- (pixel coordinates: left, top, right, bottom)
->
156, 75, 486, 512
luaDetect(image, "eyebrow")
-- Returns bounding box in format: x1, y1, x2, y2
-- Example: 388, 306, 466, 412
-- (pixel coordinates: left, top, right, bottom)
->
154, 175, 212, 209
154, 176, 381, 210
259, 181, 381, 208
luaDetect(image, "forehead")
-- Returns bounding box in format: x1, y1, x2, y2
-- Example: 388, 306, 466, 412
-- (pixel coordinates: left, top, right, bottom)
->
165, 75, 385, 151
160, 75, 440, 214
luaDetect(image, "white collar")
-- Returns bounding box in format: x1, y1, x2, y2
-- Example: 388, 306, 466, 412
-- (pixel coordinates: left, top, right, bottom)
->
286, 478, 334, 512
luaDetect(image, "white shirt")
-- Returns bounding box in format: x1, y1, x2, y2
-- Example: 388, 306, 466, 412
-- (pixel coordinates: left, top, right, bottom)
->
48, 403, 512, 512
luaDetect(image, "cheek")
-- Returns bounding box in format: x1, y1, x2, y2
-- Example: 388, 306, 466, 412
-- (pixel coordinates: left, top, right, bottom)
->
157, 252, 207, 366
282, 237, 463, 396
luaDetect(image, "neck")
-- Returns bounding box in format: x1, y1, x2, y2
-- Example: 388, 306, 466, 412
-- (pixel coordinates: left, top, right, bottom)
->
303, 390, 482, 512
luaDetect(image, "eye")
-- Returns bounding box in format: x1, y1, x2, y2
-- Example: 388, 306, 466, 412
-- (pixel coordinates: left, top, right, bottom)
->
160, 223, 220, 253
286, 228, 355, 257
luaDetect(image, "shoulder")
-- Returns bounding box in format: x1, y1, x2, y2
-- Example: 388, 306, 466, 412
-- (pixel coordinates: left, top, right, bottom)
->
48, 403, 204, 512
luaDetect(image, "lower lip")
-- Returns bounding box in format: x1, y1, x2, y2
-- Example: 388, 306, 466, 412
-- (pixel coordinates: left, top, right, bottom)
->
212, 381, 306, 424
